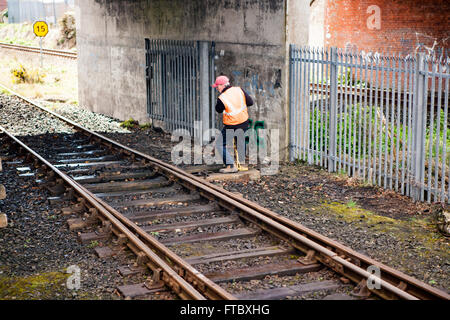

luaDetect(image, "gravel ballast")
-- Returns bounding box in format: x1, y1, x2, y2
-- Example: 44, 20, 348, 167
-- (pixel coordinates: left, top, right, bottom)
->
0, 93, 448, 299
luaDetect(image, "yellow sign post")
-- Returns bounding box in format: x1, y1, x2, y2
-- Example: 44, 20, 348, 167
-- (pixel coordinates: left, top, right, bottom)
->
33, 21, 49, 37
33, 21, 48, 68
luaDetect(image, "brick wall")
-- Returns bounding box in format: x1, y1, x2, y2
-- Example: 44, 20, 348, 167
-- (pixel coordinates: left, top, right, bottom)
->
0, 0, 7, 12
321, 0, 449, 55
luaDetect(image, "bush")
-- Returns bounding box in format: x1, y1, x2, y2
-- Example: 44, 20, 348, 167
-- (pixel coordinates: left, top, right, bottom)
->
58, 11, 76, 47
11, 64, 46, 84
120, 118, 139, 129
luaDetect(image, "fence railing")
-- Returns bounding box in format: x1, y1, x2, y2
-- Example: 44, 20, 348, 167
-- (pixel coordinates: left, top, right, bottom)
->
145, 39, 216, 140
7, 0, 74, 24
289, 46, 449, 204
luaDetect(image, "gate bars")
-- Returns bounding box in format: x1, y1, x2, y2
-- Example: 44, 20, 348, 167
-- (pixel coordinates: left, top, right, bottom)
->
289, 46, 449, 204
145, 39, 216, 137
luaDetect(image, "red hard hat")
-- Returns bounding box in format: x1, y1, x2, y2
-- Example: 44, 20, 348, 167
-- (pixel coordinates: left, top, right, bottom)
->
212, 75, 229, 88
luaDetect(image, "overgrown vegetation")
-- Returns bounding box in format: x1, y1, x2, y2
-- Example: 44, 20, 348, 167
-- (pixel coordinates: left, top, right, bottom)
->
120, 118, 151, 130
10, 64, 46, 84
58, 11, 76, 47
120, 118, 139, 129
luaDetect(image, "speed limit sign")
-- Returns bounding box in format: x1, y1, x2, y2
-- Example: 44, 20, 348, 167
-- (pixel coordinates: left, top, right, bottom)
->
33, 21, 48, 68
33, 21, 48, 37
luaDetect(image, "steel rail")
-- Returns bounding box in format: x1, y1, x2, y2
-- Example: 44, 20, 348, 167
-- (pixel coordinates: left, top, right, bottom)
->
0, 42, 77, 59
79, 128, 448, 300
0, 125, 206, 300
146, 162, 449, 300
73, 182, 236, 300
1, 84, 449, 300
0, 125, 233, 300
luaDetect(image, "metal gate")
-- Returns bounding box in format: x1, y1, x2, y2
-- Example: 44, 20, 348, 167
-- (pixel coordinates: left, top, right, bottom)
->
145, 39, 216, 138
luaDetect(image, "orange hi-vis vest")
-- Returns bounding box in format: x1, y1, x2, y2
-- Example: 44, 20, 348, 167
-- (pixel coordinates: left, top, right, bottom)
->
219, 87, 249, 125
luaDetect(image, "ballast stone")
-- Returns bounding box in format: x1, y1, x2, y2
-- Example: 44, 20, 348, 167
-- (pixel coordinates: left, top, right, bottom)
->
0, 159, 6, 228
0, 213, 7, 228
0, 184, 5, 200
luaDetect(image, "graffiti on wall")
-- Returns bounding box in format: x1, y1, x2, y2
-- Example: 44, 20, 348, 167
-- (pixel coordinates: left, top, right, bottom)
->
230, 69, 281, 98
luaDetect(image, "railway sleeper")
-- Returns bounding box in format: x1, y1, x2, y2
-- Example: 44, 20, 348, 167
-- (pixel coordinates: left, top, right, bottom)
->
73, 170, 157, 184
55, 149, 108, 158
82, 177, 172, 193
61, 198, 88, 215
186, 246, 295, 265
206, 260, 323, 283
52, 144, 98, 152
67, 208, 100, 230
113, 193, 201, 209
162, 227, 260, 245
142, 215, 241, 234
93, 185, 181, 199
117, 281, 168, 299
78, 230, 112, 244
54, 160, 126, 170
235, 280, 342, 300
56, 154, 119, 164
127, 203, 222, 224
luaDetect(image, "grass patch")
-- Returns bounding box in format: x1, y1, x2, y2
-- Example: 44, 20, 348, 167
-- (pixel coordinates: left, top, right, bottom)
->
346, 200, 357, 208
87, 240, 99, 249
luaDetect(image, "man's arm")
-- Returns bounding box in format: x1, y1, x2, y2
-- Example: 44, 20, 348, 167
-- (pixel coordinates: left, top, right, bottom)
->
215, 98, 225, 113
243, 90, 254, 107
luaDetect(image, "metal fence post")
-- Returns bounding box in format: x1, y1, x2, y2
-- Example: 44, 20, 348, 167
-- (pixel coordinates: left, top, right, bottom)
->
328, 47, 338, 172
412, 53, 426, 201
198, 41, 210, 145
289, 44, 295, 162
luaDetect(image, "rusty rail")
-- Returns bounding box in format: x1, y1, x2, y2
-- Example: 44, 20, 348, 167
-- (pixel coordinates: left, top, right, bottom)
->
0, 42, 77, 59
1, 84, 449, 300
0, 124, 234, 300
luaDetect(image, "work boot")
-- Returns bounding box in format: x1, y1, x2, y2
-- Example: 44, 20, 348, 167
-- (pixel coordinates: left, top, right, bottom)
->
219, 165, 238, 173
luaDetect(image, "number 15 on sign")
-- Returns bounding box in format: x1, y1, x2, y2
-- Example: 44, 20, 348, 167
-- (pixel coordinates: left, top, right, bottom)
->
33, 21, 48, 68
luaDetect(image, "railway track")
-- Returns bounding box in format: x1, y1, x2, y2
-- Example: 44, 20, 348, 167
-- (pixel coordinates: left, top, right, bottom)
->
0, 85, 448, 301
0, 42, 77, 59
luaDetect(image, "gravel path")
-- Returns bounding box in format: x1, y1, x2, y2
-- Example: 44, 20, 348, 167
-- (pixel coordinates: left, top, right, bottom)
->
0, 93, 448, 299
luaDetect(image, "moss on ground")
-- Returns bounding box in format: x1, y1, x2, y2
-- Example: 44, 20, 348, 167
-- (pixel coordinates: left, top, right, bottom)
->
0, 271, 69, 300
319, 201, 449, 260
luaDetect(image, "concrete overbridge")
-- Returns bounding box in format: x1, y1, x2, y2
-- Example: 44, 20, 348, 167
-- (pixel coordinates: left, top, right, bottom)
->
75, 0, 310, 159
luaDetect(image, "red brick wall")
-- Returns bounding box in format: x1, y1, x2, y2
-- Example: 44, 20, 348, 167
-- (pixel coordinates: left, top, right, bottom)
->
323, 0, 450, 55
0, 0, 6, 12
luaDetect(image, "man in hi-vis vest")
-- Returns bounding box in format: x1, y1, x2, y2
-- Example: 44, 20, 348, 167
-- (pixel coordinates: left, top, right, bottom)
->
212, 75, 254, 173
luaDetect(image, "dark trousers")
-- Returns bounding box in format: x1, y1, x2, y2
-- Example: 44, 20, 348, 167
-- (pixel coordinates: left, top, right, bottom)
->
219, 125, 248, 165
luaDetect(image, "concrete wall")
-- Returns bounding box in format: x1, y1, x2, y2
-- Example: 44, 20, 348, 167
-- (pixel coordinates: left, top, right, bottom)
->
76, 0, 309, 159
310, 0, 450, 55
308, 0, 325, 47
